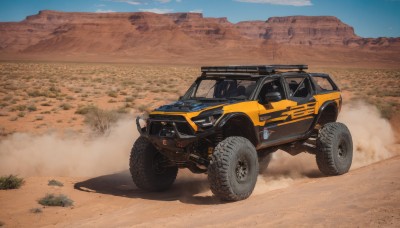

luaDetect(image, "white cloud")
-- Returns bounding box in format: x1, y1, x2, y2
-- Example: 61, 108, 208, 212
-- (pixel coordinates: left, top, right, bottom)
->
189, 9, 203, 13
111, 0, 171, 4
95, 4, 106, 7
176, 0, 182, 2
112, 0, 142, 5
139, 8, 174, 14
96, 9, 116, 13
235, 0, 312, 6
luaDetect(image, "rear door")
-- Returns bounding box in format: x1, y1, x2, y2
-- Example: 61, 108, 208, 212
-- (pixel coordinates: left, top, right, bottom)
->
282, 75, 316, 135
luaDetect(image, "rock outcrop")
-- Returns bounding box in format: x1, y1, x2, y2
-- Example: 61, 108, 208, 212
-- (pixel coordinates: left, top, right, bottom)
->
0, 10, 399, 64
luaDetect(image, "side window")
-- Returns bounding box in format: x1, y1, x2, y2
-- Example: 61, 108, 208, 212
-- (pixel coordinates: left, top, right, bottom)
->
312, 76, 335, 93
258, 78, 285, 103
285, 77, 311, 98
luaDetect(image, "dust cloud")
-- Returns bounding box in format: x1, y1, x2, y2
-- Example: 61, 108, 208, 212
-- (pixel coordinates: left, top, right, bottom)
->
0, 101, 396, 196
338, 101, 396, 168
0, 119, 138, 177
255, 101, 397, 193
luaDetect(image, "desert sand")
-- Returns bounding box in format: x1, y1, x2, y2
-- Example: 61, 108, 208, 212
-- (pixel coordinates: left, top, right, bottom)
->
0, 154, 399, 227
0, 62, 399, 227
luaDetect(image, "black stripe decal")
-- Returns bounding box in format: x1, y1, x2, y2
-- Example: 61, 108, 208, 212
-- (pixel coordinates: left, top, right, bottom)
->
259, 108, 289, 121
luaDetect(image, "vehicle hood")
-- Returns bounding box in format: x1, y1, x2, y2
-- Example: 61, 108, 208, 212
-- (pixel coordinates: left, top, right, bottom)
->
155, 99, 229, 112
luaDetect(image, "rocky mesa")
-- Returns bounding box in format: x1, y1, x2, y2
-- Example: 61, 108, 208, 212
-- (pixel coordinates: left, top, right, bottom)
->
0, 10, 399, 65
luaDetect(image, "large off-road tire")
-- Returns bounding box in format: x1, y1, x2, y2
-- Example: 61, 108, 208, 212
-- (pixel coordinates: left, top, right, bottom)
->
208, 136, 259, 201
316, 122, 353, 175
129, 136, 178, 191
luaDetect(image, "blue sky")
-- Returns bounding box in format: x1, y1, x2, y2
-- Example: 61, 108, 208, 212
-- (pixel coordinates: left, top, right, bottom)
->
0, 0, 399, 38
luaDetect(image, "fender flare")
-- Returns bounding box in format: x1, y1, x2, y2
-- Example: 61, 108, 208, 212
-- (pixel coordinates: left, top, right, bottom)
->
216, 112, 259, 146
312, 100, 339, 128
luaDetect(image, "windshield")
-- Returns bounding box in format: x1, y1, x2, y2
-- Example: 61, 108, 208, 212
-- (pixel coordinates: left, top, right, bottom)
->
188, 78, 258, 100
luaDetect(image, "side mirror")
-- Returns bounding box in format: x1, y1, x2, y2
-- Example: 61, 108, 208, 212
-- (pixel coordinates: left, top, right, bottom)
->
264, 91, 282, 103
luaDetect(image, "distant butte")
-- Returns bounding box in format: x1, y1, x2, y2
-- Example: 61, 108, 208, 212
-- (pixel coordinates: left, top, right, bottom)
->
0, 10, 399, 66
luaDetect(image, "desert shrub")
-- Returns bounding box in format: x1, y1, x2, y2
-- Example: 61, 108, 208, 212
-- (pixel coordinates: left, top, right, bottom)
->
107, 91, 118, 98
35, 115, 44, 121
60, 103, 72, 110
48, 179, 63, 187
16, 105, 27, 111
75, 104, 97, 115
84, 107, 119, 135
0, 220, 4, 226
0, 175, 24, 190
28, 90, 43, 97
41, 101, 52, 106
49, 86, 60, 93
27, 104, 37, 112
30, 208, 43, 213
17, 112, 25, 117
0, 102, 9, 108
125, 97, 134, 102
38, 194, 73, 207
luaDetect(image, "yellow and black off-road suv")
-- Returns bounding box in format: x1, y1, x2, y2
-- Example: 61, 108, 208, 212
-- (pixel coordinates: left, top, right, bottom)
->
130, 65, 353, 201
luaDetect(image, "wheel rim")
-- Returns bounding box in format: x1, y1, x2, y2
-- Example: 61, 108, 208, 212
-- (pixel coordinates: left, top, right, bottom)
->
338, 140, 348, 159
235, 158, 249, 182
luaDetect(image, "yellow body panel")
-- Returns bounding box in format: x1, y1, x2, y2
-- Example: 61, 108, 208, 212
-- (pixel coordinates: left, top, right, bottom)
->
314, 92, 341, 113
149, 91, 341, 133
222, 101, 262, 126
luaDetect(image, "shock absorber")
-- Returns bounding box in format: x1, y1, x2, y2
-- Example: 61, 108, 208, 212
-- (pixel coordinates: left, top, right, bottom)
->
214, 130, 224, 146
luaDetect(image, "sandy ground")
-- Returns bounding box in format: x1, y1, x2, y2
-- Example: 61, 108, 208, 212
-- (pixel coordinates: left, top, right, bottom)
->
0, 154, 399, 228
0, 61, 399, 227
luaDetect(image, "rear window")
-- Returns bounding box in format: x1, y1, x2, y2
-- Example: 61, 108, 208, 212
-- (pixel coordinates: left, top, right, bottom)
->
312, 76, 336, 93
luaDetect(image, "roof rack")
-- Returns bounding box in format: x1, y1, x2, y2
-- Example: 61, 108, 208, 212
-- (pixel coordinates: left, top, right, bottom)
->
201, 65, 308, 75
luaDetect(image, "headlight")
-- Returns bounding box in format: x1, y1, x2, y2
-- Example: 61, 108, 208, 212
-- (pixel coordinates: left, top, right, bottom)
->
192, 108, 223, 129
193, 115, 219, 128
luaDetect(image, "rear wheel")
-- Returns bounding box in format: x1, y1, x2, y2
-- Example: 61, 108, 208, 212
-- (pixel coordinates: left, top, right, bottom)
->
316, 122, 353, 175
208, 136, 259, 201
129, 136, 178, 191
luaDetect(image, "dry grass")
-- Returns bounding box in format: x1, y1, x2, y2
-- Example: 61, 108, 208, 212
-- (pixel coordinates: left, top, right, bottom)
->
0, 175, 24, 190
38, 194, 73, 207
48, 179, 64, 187
0, 61, 398, 135
0, 61, 197, 134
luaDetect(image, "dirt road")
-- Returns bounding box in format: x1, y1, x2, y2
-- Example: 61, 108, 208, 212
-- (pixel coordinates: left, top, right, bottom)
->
1, 155, 399, 227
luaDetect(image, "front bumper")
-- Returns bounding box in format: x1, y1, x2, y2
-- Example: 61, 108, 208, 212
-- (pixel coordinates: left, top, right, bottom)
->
136, 116, 215, 161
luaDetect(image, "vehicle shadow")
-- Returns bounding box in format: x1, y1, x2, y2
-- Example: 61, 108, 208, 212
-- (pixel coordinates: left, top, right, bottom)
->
74, 170, 220, 205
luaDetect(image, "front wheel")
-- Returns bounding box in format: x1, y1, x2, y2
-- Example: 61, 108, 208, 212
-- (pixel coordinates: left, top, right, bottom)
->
316, 122, 353, 175
208, 136, 259, 201
129, 136, 178, 191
